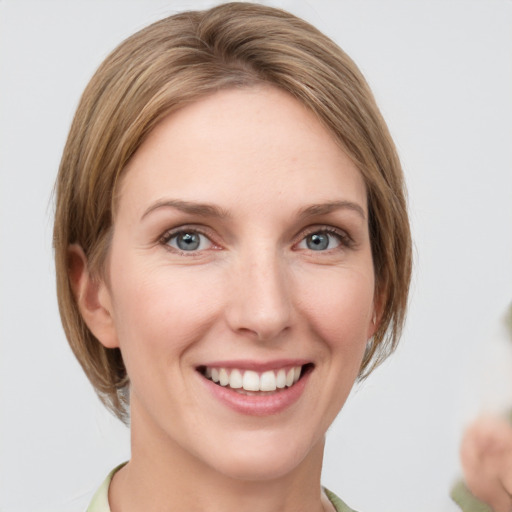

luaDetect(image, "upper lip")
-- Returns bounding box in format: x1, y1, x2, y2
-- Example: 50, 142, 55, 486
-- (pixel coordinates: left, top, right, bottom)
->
196, 359, 312, 372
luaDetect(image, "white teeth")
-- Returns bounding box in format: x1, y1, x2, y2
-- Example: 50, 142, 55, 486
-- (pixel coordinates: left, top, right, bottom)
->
276, 369, 286, 388
219, 368, 229, 386
229, 369, 243, 389
204, 365, 304, 392
260, 371, 277, 391
243, 370, 260, 391
285, 368, 295, 387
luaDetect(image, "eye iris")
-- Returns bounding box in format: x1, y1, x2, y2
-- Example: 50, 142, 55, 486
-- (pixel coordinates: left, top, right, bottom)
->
177, 232, 200, 251
307, 233, 329, 251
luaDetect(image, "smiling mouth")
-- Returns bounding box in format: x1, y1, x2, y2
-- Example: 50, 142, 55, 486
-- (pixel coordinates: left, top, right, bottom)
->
197, 364, 313, 394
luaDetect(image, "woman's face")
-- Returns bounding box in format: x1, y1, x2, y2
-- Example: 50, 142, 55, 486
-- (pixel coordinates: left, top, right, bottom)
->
98, 86, 377, 480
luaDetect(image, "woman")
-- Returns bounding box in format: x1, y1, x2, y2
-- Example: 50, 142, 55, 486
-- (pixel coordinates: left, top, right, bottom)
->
53, 3, 411, 511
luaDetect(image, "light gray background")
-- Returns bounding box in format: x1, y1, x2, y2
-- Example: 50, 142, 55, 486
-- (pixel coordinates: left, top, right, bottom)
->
1, 1, 511, 511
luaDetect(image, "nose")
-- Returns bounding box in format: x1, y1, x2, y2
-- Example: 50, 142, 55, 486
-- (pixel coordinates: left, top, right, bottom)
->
225, 249, 292, 342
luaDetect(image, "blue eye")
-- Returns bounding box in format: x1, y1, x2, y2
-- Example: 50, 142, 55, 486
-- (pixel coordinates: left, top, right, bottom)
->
166, 231, 212, 252
298, 231, 342, 251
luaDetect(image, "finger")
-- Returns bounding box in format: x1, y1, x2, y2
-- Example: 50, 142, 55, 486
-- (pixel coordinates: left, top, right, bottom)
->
498, 462, 512, 498
461, 417, 512, 474
467, 474, 512, 512
460, 417, 512, 511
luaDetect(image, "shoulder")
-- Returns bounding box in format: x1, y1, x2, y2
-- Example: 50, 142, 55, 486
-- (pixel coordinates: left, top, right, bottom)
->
324, 488, 359, 512
86, 463, 127, 512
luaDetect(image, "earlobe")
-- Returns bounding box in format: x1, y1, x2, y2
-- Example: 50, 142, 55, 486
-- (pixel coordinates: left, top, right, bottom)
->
367, 311, 378, 340
68, 244, 119, 349
367, 294, 384, 339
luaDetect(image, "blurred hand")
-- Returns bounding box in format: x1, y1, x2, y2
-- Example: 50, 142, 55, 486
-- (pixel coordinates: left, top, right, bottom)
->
461, 415, 512, 512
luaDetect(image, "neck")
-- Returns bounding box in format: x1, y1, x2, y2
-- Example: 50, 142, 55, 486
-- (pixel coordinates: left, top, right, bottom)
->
109, 402, 328, 512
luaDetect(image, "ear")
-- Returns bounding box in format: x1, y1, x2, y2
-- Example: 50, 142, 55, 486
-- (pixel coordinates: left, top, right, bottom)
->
367, 292, 384, 339
68, 244, 119, 348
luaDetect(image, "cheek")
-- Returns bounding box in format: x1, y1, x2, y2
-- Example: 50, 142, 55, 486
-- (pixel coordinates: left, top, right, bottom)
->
109, 260, 223, 363
297, 267, 375, 352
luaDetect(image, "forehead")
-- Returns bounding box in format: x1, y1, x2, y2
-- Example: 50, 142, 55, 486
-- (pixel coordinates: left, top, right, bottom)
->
119, 85, 367, 218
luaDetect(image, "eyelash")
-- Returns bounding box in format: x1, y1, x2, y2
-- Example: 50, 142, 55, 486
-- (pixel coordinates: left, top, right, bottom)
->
158, 225, 354, 254
159, 226, 218, 255
296, 226, 355, 251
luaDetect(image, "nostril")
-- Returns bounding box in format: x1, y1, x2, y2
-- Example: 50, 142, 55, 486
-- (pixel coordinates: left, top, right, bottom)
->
224, 267, 292, 341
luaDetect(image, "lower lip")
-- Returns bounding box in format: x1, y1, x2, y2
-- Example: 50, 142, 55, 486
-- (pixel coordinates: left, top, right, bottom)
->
201, 370, 311, 416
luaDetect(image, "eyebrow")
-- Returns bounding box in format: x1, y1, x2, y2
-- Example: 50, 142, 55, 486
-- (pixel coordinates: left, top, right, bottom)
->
141, 199, 230, 221
298, 200, 366, 220
141, 198, 366, 222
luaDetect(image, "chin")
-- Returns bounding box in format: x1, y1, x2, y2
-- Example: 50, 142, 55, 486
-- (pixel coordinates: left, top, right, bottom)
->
213, 454, 304, 482
202, 431, 323, 482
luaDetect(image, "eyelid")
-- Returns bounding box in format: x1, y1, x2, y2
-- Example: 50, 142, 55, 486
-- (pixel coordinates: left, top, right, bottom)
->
294, 225, 355, 250
159, 225, 221, 253
157, 223, 355, 253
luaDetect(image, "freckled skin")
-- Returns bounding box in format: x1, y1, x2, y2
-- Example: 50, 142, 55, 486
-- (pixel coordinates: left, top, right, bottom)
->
95, 86, 377, 510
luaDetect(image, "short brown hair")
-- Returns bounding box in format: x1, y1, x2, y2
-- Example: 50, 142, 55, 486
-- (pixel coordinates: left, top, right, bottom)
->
54, 2, 412, 421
